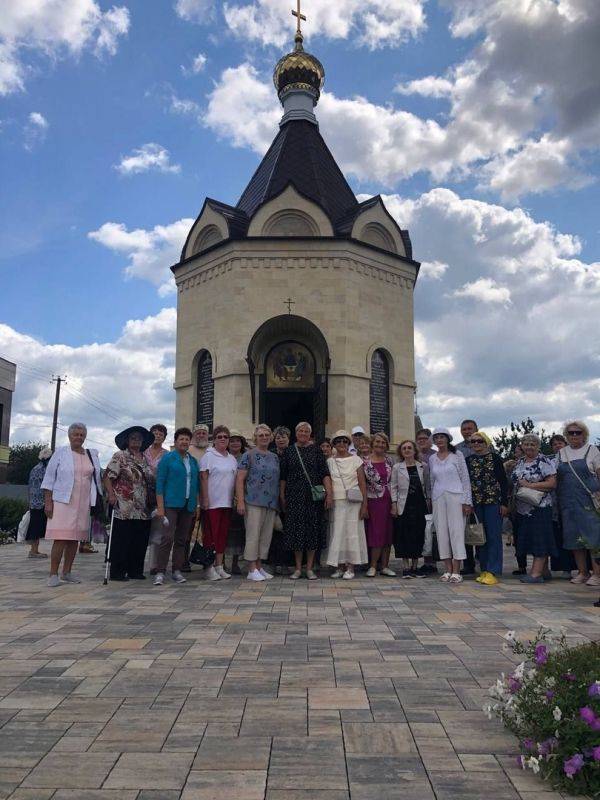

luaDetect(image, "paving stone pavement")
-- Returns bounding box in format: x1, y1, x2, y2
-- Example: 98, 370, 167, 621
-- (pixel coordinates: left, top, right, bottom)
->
1, 542, 598, 800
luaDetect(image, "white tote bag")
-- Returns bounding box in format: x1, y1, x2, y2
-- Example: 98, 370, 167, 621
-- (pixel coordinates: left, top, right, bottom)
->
17, 511, 30, 543
422, 513, 434, 556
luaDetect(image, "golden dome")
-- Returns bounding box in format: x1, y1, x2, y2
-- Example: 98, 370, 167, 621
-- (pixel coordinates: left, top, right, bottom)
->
273, 35, 325, 101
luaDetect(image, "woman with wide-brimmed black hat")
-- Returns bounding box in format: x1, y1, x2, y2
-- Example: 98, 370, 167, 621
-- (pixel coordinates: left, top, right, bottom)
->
103, 426, 155, 581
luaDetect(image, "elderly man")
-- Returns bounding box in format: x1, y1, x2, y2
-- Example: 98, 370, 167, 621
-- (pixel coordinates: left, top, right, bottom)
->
349, 426, 366, 455
189, 424, 210, 463
416, 428, 436, 466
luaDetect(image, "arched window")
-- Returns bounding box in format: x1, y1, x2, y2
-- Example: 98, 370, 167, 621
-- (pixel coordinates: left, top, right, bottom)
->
196, 350, 214, 430
370, 349, 390, 437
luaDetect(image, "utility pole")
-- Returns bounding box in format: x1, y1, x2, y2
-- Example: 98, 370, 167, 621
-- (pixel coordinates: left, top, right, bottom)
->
50, 375, 67, 450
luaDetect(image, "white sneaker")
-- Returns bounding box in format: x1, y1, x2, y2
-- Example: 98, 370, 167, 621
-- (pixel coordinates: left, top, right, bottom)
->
585, 574, 600, 586
216, 565, 231, 580
330, 569, 343, 578
366, 567, 377, 577
290, 569, 302, 580
172, 570, 187, 584
47, 575, 61, 587
153, 573, 165, 586
449, 573, 463, 584
381, 567, 396, 577
247, 569, 265, 582
259, 568, 273, 579
306, 569, 318, 580
60, 573, 81, 584
342, 570, 355, 580
440, 572, 451, 582
205, 566, 221, 581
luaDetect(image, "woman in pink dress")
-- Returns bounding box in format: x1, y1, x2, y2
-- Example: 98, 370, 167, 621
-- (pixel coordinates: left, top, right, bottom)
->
363, 432, 396, 577
41, 422, 102, 587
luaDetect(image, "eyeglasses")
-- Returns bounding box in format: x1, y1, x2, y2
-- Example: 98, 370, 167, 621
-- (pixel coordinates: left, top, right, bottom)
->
566, 430, 583, 436
215, 434, 229, 440
470, 439, 485, 444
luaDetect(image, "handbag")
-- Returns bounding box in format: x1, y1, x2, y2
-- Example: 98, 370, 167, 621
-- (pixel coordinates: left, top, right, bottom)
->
333, 458, 363, 503
561, 447, 600, 513
464, 511, 486, 546
516, 486, 545, 507
422, 513, 434, 556
86, 449, 105, 519
188, 518, 215, 567
295, 445, 326, 502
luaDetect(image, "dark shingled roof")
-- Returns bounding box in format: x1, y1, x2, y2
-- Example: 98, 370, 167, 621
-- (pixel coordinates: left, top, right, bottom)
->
236, 119, 358, 230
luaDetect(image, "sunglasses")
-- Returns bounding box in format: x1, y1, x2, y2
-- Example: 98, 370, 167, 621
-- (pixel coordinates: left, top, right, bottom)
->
215, 434, 230, 440
567, 430, 583, 435
470, 439, 485, 444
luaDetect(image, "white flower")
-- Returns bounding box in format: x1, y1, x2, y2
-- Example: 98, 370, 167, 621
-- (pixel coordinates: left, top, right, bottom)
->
545, 676, 556, 688
527, 756, 540, 774
514, 662, 526, 679
552, 706, 562, 721
504, 630, 516, 643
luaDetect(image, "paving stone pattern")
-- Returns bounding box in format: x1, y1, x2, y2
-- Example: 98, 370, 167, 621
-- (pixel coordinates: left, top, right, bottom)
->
1, 543, 598, 799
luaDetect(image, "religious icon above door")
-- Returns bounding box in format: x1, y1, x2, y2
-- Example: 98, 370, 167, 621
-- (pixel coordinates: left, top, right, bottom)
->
266, 342, 315, 389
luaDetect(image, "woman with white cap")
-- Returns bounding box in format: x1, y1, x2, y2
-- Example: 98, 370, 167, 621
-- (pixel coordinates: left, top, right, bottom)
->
429, 427, 472, 583
326, 430, 368, 579
25, 446, 53, 558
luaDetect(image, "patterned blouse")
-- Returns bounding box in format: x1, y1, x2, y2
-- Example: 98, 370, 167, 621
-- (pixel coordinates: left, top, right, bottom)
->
105, 450, 154, 521
238, 449, 280, 510
467, 453, 501, 505
28, 462, 47, 510
511, 455, 556, 516
363, 457, 393, 499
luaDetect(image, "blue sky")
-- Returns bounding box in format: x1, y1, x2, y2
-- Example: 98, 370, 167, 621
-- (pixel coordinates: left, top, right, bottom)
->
1, 0, 599, 454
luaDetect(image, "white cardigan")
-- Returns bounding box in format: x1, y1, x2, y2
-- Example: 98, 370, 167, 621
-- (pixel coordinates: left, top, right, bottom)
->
429, 450, 472, 504
391, 461, 430, 515
41, 446, 102, 505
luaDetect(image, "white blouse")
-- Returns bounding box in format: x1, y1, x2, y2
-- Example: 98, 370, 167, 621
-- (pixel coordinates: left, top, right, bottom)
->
429, 451, 472, 504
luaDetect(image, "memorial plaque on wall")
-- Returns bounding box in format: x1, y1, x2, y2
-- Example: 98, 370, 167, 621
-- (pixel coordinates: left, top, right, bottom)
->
370, 350, 390, 436
196, 352, 214, 430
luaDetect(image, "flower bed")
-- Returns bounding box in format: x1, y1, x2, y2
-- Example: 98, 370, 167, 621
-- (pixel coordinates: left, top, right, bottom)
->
485, 629, 600, 796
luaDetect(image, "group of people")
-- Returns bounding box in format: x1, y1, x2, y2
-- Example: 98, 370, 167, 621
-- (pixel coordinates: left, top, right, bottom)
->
25, 416, 600, 605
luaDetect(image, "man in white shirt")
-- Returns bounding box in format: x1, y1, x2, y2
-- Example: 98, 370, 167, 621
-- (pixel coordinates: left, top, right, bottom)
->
349, 426, 366, 455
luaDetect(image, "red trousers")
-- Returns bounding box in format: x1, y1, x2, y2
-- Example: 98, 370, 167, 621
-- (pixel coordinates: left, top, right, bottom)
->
203, 507, 232, 555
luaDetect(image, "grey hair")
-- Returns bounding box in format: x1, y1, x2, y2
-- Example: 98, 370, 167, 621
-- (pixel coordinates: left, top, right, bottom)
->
295, 421, 312, 433
521, 433, 540, 446
68, 422, 87, 436
254, 423, 272, 442
563, 419, 589, 442
273, 426, 291, 438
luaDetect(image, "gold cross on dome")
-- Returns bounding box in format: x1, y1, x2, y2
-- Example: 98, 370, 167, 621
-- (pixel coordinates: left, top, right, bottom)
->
284, 297, 295, 314
292, 0, 306, 35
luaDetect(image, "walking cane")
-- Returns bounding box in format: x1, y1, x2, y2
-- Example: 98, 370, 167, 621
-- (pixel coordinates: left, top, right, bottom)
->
103, 507, 115, 586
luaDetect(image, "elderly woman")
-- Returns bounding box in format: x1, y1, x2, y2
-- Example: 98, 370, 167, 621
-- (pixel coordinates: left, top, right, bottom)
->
358, 437, 372, 459
25, 446, 53, 558
429, 427, 472, 584
41, 423, 102, 587
391, 440, 430, 578
272, 426, 291, 457
511, 433, 557, 584
465, 431, 509, 585
200, 425, 238, 581
104, 426, 155, 582
363, 432, 395, 577
225, 430, 248, 575
326, 431, 368, 579
144, 424, 169, 576
155, 427, 200, 586
556, 420, 600, 586
279, 421, 332, 580
548, 434, 574, 577
236, 424, 280, 581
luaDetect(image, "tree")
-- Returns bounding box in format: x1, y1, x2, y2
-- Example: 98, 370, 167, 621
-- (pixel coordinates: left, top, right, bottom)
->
493, 418, 554, 460
7, 442, 46, 485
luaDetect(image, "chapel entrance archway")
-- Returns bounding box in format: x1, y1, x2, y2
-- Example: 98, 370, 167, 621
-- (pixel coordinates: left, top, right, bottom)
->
246, 315, 330, 442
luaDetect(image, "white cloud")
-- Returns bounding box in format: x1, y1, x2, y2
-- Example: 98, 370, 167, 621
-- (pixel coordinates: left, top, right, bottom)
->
170, 94, 202, 117
88, 217, 194, 295
181, 52, 207, 75
174, 0, 214, 23
1, 308, 176, 463
453, 277, 511, 305
419, 260, 449, 280
23, 110, 49, 150
115, 143, 181, 176
395, 76, 454, 98
222, 0, 426, 49
0, 1, 130, 95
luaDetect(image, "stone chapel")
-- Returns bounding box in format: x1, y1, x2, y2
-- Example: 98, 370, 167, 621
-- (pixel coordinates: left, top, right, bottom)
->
172, 17, 420, 445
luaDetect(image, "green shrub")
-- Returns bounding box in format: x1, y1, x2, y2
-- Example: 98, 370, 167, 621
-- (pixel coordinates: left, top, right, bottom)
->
486, 629, 600, 796
0, 497, 28, 533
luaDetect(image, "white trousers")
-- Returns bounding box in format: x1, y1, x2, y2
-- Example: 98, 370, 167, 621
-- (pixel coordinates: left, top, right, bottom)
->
433, 491, 466, 561
244, 504, 275, 561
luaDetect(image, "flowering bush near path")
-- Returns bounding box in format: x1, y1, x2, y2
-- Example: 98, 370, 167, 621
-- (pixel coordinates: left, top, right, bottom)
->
485, 629, 600, 796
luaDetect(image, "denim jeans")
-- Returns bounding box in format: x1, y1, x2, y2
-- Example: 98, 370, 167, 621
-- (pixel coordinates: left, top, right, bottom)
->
474, 503, 503, 576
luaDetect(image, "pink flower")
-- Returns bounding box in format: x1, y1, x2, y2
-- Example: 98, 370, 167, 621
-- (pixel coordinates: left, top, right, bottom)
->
545, 690, 555, 700
580, 706, 597, 725
534, 644, 548, 665
508, 676, 521, 694
562, 672, 576, 682
588, 682, 600, 697
591, 718, 600, 731
522, 738, 535, 751
592, 746, 600, 762
563, 754, 584, 778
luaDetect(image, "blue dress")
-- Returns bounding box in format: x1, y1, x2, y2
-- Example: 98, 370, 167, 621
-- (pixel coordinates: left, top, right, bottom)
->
557, 448, 600, 550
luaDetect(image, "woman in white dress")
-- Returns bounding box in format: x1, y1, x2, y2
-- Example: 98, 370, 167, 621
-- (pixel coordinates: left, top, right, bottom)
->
326, 430, 369, 579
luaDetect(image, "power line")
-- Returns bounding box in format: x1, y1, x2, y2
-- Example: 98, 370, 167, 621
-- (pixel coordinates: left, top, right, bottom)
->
57, 425, 114, 450
62, 384, 126, 424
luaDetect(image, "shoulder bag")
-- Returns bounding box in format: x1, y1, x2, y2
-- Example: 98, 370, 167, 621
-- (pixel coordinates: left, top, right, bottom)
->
561, 447, 600, 513
333, 458, 363, 503
295, 445, 326, 502
86, 449, 105, 519
515, 486, 545, 507
464, 510, 486, 546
